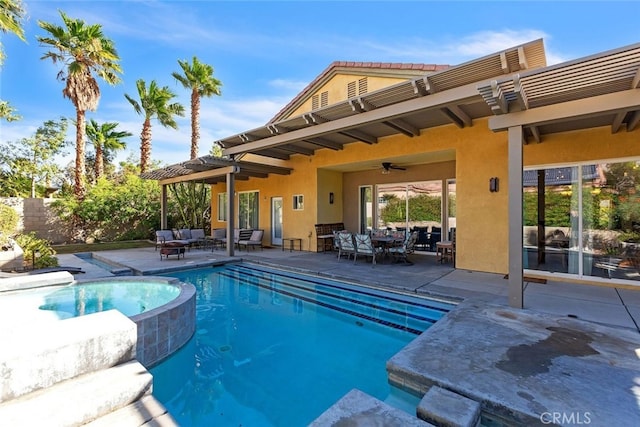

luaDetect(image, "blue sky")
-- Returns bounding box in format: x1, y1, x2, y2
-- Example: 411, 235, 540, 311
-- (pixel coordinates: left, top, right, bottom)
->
2, 1, 639, 168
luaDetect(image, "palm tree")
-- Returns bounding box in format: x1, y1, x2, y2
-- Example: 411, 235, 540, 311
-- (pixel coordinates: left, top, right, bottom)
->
85, 119, 132, 180
0, 0, 26, 122
0, 0, 26, 65
172, 57, 222, 159
37, 11, 122, 199
125, 79, 185, 173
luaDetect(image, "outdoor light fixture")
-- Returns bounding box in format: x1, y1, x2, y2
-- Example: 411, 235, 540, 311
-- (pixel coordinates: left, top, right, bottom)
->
489, 177, 499, 192
329, 192, 334, 204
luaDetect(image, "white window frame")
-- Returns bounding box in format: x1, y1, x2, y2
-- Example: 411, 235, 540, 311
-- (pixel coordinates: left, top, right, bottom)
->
293, 194, 304, 211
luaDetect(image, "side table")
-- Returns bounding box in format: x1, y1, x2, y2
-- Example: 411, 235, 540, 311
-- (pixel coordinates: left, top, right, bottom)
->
282, 237, 302, 252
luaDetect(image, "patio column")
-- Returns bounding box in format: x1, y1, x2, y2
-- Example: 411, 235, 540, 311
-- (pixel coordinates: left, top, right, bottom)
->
226, 170, 235, 257
508, 125, 524, 308
160, 184, 168, 230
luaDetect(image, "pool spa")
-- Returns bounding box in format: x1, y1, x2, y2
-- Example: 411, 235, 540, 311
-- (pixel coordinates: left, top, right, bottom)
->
0, 275, 196, 366
152, 263, 456, 426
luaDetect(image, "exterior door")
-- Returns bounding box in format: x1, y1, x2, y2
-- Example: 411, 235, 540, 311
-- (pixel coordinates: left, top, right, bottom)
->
271, 197, 283, 246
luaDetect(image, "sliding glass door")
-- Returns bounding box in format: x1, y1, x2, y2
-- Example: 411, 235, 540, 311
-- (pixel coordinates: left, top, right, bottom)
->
524, 160, 640, 282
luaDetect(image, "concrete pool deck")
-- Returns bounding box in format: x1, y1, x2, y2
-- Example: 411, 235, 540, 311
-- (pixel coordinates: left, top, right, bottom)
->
51, 246, 640, 425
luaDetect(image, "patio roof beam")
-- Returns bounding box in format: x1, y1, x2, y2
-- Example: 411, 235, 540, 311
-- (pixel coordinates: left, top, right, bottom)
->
339, 129, 378, 144
489, 89, 640, 131
223, 82, 480, 156
628, 110, 640, 131
239, 163, 292, 175
444, 105, 472, 127
276, 144, 315, 156
528, 125, 541, 143
254, 148, 291, 160
383, 119, 420, 137
158, 165, 239, 185
611, 111, 626, 133
304, 137, 343, 150
632, 68, 640, 89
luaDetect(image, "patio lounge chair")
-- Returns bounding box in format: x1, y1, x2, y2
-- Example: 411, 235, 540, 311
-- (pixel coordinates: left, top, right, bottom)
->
389, 231, 418, 264
353, 233, 384, 265
238, 230, 264, 251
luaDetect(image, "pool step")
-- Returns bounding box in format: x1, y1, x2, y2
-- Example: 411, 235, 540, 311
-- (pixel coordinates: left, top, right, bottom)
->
84, 394, 178, 427
0, 310, 137, 402
0, 309, 174, 426
0, 360, 153, 427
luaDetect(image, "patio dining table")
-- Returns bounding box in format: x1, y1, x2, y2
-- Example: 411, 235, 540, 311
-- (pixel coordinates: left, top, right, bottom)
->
371, 236, 404, 262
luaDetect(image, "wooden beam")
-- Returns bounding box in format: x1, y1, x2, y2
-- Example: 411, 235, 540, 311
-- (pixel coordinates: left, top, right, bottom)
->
440, 108, 464, 128
632, 68, 640, 89
500, 52, 509, 74
513, 75, 529, 111
612, 111, 626, 133
529, 125, 541, 143
489, 89, 640, 131
518, 46, 528, 70
628, 110, 640, 131
491, 80, 508, 114
159, 166, 239, 185
304, 137, 343, 150
383, 119, 420, 137
339, 129, 378, 144
223, 82, 480, 156
447, 105, 472, 126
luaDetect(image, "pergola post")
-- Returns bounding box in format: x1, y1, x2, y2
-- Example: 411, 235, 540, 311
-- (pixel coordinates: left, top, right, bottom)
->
226, 171, 235, 257
508, 125, 524, 308
160, 184, 168, 230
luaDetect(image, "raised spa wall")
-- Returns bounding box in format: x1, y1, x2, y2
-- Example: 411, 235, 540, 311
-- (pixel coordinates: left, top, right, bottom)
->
70, 276, 197, 368
130, 279, 196, 367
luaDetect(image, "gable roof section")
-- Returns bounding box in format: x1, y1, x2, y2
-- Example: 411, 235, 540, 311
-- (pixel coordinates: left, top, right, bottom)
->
270, 61, 450, 123
218, 39, 546, 160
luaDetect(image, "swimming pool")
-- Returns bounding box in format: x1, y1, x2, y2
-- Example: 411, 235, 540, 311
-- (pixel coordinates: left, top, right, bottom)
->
151, 263, 455, 426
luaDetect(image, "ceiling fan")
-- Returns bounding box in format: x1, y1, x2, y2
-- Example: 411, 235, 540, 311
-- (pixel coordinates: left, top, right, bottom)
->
381, 162, 406, 174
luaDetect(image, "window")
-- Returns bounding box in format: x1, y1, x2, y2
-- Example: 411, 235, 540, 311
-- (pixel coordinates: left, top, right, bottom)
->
217, 193, 227, 221
293, 194, 304, 210
238, 191, 259, 229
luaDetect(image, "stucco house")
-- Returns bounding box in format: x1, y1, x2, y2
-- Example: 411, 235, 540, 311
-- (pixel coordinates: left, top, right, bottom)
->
142, 38, 640, 308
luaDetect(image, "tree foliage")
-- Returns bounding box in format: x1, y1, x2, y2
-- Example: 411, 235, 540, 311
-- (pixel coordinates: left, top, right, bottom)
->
172, 56, 222, 159
125, 79, 184, 173
38, 11, 122, 199
51, 172, 161, 242
168, 182, 211, 231
85, 118, 132, 181
0, 118, 70, 197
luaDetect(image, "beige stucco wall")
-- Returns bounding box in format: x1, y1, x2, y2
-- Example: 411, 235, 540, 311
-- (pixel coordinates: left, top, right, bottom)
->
289, 74, 409, 118
211, 119, 640, 277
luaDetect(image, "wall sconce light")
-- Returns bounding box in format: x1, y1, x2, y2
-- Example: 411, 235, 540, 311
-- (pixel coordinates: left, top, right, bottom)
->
489, 177, 499, 193
329, 192, 334, 204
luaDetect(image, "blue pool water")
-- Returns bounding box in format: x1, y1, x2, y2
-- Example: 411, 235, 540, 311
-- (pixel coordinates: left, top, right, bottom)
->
36, 280, 180, 318
152, 264, 454, 426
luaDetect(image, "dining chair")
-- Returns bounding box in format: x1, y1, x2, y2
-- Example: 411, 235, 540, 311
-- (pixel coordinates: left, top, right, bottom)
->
389, 231, 418, 264
353, 233, 384, 265
337, 232, 356, 261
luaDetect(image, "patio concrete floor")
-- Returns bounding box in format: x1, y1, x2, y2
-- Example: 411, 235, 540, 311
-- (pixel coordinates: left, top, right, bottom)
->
55, 245, 640, 426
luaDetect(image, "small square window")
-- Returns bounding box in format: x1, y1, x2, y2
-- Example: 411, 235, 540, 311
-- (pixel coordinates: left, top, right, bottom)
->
293, 195, 304, 210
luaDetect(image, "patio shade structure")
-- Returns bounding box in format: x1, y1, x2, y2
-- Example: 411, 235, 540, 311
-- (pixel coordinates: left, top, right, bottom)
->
140, 156, 292, 256
143, 39, 640, 308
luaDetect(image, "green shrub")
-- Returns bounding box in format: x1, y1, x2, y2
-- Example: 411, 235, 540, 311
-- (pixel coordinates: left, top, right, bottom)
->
0, 203, 19, 246
15, 232, 58, 269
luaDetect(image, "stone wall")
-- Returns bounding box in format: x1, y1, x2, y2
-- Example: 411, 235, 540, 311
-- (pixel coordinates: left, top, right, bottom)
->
1, 197, 69, 244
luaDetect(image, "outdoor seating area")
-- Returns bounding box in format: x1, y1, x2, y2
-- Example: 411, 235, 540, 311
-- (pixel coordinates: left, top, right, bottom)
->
332, 229, 420, 266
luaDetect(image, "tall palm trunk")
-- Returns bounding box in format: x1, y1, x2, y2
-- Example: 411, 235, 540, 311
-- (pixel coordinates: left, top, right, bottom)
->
140, 117, 152, 173
75, 109, 86, 198
95, 143, 104, 180
190, 90, 200, 159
